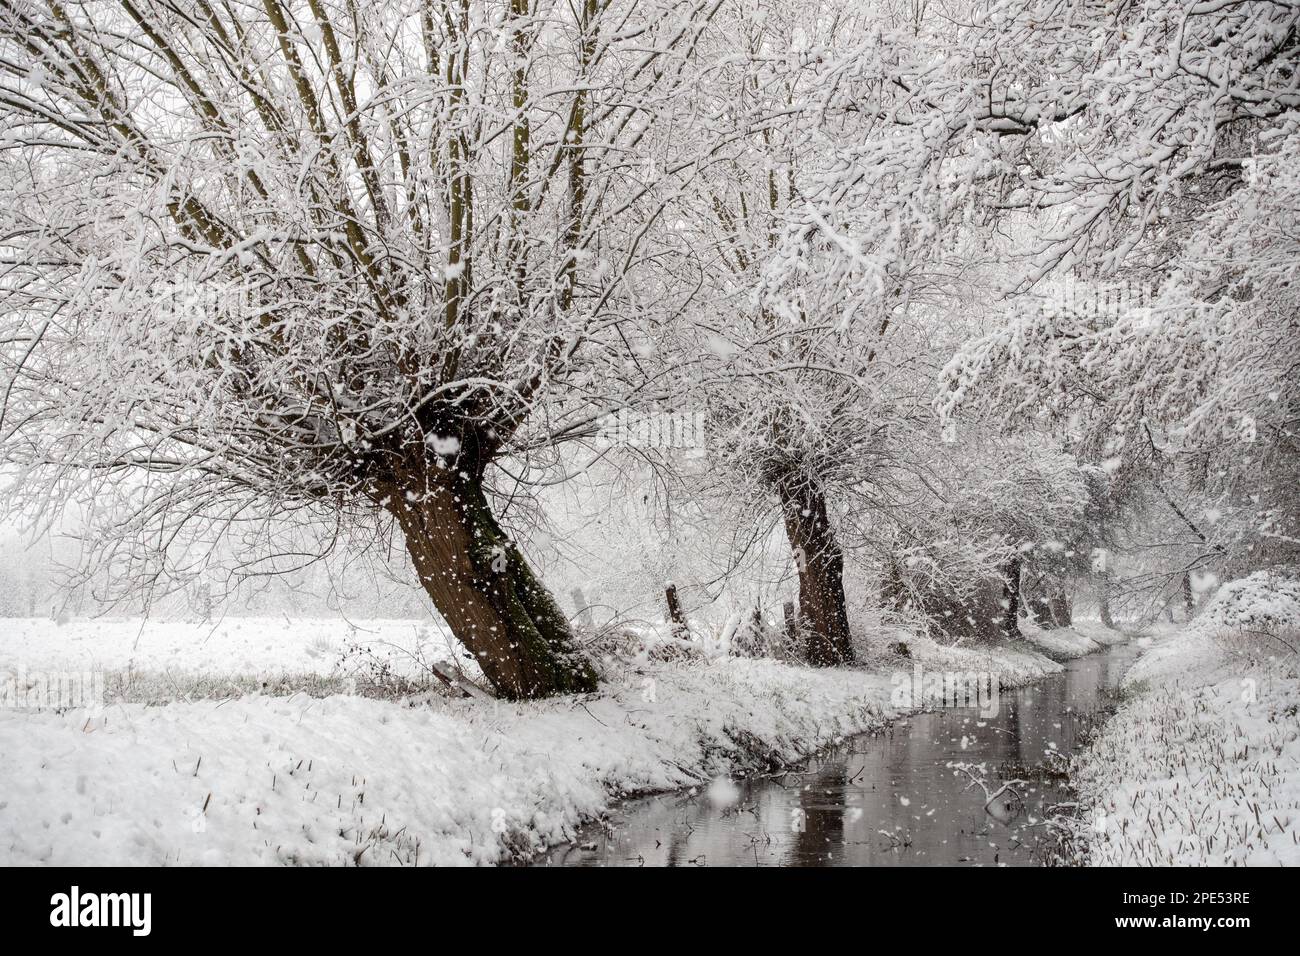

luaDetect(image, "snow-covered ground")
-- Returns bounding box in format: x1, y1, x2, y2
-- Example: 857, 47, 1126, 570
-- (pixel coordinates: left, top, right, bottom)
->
0, 614, 1102, 866
1073, 570, 1300, 866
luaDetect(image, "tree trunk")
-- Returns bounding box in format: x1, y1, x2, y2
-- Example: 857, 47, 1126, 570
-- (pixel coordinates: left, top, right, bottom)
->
781, 600, 797, 641
381, 473, 598, 700
778, 478, 854, 666
1098, 571, 1115, 629
1182, 572, 1195, 621
881, 553, 907, 613
664, 582, 689, 638
1001, 556, 1022, 639
1049, 592, 1072, 628
1026, 569, 1072, 630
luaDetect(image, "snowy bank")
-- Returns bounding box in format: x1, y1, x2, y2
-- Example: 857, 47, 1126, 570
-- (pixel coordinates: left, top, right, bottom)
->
1073, 570, 1300, 866
0, 617, 1075, 865
1021, 619, 1129, 661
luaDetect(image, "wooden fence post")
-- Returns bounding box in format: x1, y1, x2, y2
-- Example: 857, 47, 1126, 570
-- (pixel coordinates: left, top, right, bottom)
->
665, 582, 689, 638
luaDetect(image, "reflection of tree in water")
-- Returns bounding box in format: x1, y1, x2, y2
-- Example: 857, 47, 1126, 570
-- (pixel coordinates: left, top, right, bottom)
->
665, 823, 689, 867
1004, 690, 1026, 766
790, 760, 849, 865
882, 720, 918, 839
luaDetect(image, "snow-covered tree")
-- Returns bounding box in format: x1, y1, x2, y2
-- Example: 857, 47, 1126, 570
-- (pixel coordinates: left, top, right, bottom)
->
0, 0, 724, 698
624, 0, 1058, 663
897, 0, 1300, 613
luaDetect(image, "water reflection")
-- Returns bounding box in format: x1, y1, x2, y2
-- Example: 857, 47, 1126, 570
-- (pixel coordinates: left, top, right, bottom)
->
535, 642, 1138, 867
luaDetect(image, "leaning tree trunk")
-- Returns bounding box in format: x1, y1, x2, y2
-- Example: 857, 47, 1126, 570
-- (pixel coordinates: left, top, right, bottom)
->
777, 477, 855, 666
380, 471, 598, 700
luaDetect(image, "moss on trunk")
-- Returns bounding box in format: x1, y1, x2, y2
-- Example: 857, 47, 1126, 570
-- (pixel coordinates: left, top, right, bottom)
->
383, 473, 597, 700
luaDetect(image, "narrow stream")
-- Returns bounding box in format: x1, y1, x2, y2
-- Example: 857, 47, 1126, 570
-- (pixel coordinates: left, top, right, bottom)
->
535, 642, 1140, 867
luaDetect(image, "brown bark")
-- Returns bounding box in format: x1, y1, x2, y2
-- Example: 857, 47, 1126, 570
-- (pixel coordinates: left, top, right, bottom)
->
665, 583, 688, 638
379, 471, 597, 700
778, 477, 854, 666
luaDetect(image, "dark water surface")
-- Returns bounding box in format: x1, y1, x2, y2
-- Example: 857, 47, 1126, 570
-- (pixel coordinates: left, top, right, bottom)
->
534, 642, 1140, 867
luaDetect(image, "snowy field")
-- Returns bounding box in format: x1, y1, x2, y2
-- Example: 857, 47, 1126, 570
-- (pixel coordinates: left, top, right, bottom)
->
0, 615, 1103, 866
1074, 571, 1300, 866
0, 616, 458, 703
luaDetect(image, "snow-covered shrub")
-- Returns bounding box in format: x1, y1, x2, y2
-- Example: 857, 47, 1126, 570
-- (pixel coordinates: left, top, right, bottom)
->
585, 624, 705, 674
879, 541, 1015, 643
1193, 568, 1300, 637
